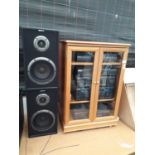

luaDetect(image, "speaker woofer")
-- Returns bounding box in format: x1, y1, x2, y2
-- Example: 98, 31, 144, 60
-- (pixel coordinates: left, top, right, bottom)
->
27, 57, 56, 85
31, 110, 55, 132
36, 93, 50, 106
33, 35, 50, 52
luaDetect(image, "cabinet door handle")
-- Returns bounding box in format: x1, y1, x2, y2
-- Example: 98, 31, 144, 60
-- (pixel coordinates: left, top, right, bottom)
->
96, 81, 100, 84
93, 81, 100, 84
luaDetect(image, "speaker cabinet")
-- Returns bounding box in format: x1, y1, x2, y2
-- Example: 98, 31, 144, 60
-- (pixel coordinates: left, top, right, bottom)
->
19, 91, 24, 143
26, 88, 58, 137
22, 28, 59, 89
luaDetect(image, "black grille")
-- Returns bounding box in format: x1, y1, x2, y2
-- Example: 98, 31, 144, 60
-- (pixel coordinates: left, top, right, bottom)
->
31, 110, 55, 131
28, 59, 56, 85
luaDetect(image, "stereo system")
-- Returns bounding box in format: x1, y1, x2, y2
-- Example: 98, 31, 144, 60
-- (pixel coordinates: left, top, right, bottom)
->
22, 28, 59, 137
72, 52, 121, 62
73, 52, 94, 62
71, 66, 117, 101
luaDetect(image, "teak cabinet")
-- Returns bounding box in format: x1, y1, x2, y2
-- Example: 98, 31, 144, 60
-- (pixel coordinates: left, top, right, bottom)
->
60, 40, 130, 133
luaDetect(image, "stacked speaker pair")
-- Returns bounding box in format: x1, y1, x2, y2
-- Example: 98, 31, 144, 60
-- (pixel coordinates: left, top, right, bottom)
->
22, 28, 59, 137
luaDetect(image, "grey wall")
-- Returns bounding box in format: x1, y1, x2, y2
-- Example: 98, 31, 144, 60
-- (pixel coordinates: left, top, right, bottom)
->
19, 0, 135, 67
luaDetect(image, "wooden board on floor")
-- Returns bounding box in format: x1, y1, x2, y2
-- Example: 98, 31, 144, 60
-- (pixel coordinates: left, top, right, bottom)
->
119, 83, 135, 130
20, 121, 134, 155
126, 83, 135, 120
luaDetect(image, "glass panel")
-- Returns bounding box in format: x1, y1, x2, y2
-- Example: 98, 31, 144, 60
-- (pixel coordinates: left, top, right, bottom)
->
72, 51, 94, 62
70, 103, 89, 120
96, 102, 114, 117
103, 52, 123, 62
96, 50, 122, 118
70, 50, 95, 121
99, 65, 120, 99
71, 65, 93, 101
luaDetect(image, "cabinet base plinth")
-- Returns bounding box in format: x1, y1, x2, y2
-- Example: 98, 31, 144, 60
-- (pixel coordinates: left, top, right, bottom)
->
63, 117, 119, 133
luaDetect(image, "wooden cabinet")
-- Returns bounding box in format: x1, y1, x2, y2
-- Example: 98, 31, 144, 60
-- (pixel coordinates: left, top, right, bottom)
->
60, 40, 130, 132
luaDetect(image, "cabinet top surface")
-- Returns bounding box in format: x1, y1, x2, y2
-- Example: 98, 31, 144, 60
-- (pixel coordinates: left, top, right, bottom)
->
61, 40, 131, 47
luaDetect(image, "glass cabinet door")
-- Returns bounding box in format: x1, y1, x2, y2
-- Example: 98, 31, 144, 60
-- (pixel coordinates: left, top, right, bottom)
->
95, 49, 127, 119
66, 47, 99, 122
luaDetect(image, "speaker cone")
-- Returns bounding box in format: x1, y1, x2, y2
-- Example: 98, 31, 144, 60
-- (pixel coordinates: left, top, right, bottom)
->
36, 93, 50, 106
31, 110, 55, 132
33, 35, 50, 52
27, 57, 56, 85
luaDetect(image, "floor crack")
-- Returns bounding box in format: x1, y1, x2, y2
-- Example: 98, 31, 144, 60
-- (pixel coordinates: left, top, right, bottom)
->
42, 144, 80, 155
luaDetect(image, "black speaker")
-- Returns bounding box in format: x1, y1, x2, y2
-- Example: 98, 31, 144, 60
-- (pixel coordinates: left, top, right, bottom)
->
22, 28, 59, 90
19, 91, 24, 143
26, 88, 58, 137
